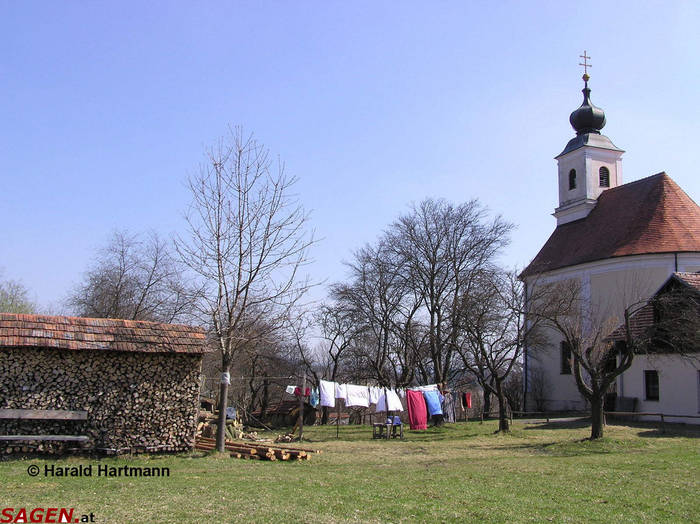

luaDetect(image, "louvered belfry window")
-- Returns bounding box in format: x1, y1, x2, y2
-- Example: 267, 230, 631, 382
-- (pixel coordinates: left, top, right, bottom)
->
599, 166, 610, 187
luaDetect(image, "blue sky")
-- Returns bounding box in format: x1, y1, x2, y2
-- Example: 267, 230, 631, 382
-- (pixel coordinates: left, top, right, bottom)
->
1, 1, 699, 311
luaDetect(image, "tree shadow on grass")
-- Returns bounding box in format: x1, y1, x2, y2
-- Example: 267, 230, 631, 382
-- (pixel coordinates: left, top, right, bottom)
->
606, 420, 700, 439
520, 417, 591, 431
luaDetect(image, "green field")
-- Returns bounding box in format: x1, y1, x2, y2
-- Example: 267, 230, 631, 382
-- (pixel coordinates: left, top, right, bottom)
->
1, 420, 698, 523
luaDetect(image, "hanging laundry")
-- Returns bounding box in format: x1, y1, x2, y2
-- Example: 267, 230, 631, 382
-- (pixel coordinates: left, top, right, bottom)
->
345, 384, 370, 407
443, 392, 456, 423
369, 386, 381, 405
285, 385, 296, 395
319, 379, 336, 408
423, 390, 444, 416
335, 383, 348, 400
376, 389, 388, 412
465, 392, 472, 409
376, 389, 403, 412
293, 387, 310, 396
406, 390, 428, 430
310, 388, 320, 407
386, 389, 403, 411
413, 384, 439, 392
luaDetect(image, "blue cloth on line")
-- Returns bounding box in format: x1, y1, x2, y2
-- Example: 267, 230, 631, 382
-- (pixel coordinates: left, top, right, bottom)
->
310, 388, 320, 408
423, 390, 443, 416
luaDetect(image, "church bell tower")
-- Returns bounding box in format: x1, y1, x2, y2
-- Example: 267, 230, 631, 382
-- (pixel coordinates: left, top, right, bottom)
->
554, 53, 624, 225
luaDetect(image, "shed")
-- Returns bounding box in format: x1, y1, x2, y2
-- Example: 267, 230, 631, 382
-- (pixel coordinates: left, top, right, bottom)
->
0, 313, 209, 453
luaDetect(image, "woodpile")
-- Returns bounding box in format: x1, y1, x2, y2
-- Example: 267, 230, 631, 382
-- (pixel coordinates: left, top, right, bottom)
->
0, 347, 203, 454
275, 433, 297, 443
195, 436, 320, 461
197, 415, 252, 442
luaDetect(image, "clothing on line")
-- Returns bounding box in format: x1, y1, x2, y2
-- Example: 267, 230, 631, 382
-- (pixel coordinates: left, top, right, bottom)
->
345, 384, 370, 407
319, 379, 336, 408
376, 389, 404, 412
443, 392, 456, 423
335, 383, 348, 400
422, 390, 444, 416
406, 390, 428, 430
412, 384, 439, 392
310, 387, 320, 408
285, 385, 296, 395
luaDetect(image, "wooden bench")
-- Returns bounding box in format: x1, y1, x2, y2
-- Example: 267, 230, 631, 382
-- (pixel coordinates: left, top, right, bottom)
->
0, 409, 89, 443
372, 422, 404, 440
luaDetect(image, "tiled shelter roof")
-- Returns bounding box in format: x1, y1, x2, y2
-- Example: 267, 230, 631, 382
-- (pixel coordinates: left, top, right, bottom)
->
607, 272, 700, 342
0, 313, 208, 354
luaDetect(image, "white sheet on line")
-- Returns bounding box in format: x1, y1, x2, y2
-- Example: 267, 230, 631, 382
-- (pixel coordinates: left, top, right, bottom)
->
345, 384, 370, 407
319, 379, 336, 408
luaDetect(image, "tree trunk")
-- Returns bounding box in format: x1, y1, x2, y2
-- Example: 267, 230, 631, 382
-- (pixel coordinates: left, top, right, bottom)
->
483, 389, 491, 418
590, 394, 605, 440
216, 378, 229, 452
260, 379, 269, 418
496, 385, 510, 433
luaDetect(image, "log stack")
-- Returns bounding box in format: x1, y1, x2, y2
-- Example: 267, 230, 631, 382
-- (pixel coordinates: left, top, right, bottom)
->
0, 313, 209, 455
195, 436, 320, 461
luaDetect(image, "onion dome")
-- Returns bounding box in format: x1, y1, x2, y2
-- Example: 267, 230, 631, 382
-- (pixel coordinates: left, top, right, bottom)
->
569, 74, 606, 135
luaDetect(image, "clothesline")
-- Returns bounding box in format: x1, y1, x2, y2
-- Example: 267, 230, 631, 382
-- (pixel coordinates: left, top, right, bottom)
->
315, 380, 440, 412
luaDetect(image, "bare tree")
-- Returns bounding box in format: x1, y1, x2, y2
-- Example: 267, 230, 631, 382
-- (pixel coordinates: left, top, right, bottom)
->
502, 362, 523, 415
528, 368, 550, 412
67, 231, 194, 323
529, 279, 635, 439
332, 241, 421, 387
176, 128, 315, 452
387, 198, 513, 385
456, 270, 537, 432
0, 273, 36, 314
316, 302, 356, 380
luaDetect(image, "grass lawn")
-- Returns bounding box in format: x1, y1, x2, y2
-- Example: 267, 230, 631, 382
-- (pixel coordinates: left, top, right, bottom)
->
1, 420, 698, 523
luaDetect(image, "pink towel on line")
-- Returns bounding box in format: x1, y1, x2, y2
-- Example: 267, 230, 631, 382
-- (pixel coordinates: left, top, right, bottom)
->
406, 390, 428, 430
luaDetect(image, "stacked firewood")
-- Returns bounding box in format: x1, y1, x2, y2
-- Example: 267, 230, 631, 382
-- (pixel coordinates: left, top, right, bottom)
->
194, 436, 320, 461
196, 414, 246, 441
0, 347, 202, 454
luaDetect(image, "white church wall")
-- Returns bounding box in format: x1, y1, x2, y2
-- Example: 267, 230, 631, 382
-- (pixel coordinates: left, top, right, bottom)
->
524, 252, 700, 413
527, 338, 586, 412
621, 354, 700, 424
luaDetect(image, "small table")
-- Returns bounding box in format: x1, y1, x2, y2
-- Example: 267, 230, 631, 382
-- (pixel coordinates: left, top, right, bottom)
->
372, 423, 404, 440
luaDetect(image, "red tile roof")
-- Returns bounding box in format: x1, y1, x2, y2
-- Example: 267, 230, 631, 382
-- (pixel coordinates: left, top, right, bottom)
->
0, 313, 208, 354
521, 173, 700, 277
675, 272, 700, 292
607, 272, 700, 342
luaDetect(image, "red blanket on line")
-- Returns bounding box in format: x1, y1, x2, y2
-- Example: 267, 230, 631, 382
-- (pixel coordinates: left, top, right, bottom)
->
406, 390, 428, 430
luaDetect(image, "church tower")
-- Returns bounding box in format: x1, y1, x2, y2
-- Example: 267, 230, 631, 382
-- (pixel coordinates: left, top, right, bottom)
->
554, 63, 624, 225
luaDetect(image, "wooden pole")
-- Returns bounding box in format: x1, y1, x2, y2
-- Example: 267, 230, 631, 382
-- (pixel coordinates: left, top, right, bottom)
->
336, 398, 340, 439
298, 374, 306, 442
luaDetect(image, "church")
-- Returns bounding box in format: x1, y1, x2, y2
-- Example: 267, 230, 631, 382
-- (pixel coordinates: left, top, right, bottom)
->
520, 65, 700, 423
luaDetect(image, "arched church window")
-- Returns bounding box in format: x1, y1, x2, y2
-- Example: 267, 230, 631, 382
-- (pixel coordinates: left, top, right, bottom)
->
599, 166, 610, 187
568, 169, 576, 190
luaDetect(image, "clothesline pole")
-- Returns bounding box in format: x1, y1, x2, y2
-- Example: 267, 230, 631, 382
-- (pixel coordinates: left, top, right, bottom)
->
336, 399, 340, 439
298, 374, 306, 442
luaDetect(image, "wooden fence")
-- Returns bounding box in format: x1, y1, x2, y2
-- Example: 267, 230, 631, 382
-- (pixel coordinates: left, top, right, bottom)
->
510, 410, 700, 433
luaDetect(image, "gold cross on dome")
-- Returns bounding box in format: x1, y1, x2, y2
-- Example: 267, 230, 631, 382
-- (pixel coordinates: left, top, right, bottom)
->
579, 51, 592, 76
